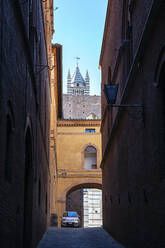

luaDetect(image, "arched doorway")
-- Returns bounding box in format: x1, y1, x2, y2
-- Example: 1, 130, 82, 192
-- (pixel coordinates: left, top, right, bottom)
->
23, 127, 33, 248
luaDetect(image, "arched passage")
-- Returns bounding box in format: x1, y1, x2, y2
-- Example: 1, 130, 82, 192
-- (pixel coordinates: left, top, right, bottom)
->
62, 181, 102, 201
57, 181, 102, 227
67, 183, 102, 197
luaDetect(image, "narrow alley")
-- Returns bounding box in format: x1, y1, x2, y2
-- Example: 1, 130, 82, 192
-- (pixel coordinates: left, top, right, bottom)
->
37, 227, 124, 248
1, 0, 165, 247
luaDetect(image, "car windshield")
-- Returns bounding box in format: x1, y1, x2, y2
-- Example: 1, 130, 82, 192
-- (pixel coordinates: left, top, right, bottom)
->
63, 212, 78, 217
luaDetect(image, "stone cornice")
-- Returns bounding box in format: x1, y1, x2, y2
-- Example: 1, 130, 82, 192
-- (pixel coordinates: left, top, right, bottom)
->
57, 169, 102, 178
57, 132, 100, 135
57, 119, 101, 127
58, 174, 102, 179
58, 169, 102, 173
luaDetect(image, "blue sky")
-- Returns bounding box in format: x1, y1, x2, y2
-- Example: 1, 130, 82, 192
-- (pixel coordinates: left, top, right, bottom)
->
53, 0, 108, 95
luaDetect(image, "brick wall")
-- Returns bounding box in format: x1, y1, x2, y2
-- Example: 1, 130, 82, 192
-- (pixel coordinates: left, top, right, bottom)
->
100, 0, 165, 247
0, 1, 52, 247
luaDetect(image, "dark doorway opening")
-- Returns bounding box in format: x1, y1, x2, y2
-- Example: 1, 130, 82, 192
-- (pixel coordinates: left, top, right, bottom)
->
158, 62, 165, 179
23, 128, 33, 248
66, 189, 83, 227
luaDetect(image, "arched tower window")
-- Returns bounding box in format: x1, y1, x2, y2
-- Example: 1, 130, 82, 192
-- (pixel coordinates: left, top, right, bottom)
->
86, 113, 98, 120
84, 146, 97, 170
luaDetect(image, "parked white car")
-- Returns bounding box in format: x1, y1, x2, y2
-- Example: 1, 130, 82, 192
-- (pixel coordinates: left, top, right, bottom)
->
61, 211, 80, 227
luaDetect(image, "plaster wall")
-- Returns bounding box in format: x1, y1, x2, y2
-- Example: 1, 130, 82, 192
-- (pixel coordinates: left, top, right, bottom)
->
56, 120, 102, 226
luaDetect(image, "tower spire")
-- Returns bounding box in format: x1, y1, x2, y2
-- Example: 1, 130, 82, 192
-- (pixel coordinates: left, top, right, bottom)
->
85, 70, 89, 80
67, 69, 71, 79
85, 70, 90, 95
67, 68, 72, 94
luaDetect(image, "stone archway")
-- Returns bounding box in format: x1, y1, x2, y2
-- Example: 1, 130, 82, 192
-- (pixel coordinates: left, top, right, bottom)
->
57, 179, 102, 227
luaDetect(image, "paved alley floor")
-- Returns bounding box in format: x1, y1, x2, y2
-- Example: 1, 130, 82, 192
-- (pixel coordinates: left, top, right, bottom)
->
37, 227, 125, 248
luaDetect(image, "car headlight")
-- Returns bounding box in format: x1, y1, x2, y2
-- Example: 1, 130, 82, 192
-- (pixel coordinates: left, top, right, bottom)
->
75, 220, 78, 223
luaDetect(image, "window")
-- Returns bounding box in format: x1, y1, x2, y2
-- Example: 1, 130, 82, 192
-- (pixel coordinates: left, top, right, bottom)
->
85, 129, 95, 133
84, 146, 97, 170
86, 113, 98, 120
63, 212, 78, 217
91, 164, 97, 169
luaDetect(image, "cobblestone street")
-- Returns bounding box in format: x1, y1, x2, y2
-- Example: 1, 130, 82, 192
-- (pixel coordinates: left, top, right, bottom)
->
37, 227, 125, 248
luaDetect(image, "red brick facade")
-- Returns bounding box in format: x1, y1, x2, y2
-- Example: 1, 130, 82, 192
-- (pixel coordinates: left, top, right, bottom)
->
0, 1, 52, 247
100, 1, 165, 247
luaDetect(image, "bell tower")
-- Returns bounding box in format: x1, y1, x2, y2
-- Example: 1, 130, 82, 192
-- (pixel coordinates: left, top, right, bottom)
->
66, 65, 90, 95
67, 69, 72, 94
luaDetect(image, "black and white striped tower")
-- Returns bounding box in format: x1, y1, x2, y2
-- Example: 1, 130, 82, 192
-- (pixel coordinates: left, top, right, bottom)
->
67, 69, 72, 94
85, 70, 90, 95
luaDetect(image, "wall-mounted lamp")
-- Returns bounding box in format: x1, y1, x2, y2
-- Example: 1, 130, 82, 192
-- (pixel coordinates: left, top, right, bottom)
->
104, 84, 143, 108
104, 84, 118, 104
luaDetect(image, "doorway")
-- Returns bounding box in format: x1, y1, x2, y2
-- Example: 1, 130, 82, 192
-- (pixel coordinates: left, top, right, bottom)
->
23, 128, 33, 248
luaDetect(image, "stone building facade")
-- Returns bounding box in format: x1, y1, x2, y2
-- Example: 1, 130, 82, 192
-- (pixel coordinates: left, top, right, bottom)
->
0, 1, 54, 247
100, 0, 165, 247
64, 65, 101, 120
83, 188, 102, 228
63, 94, 101, 120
